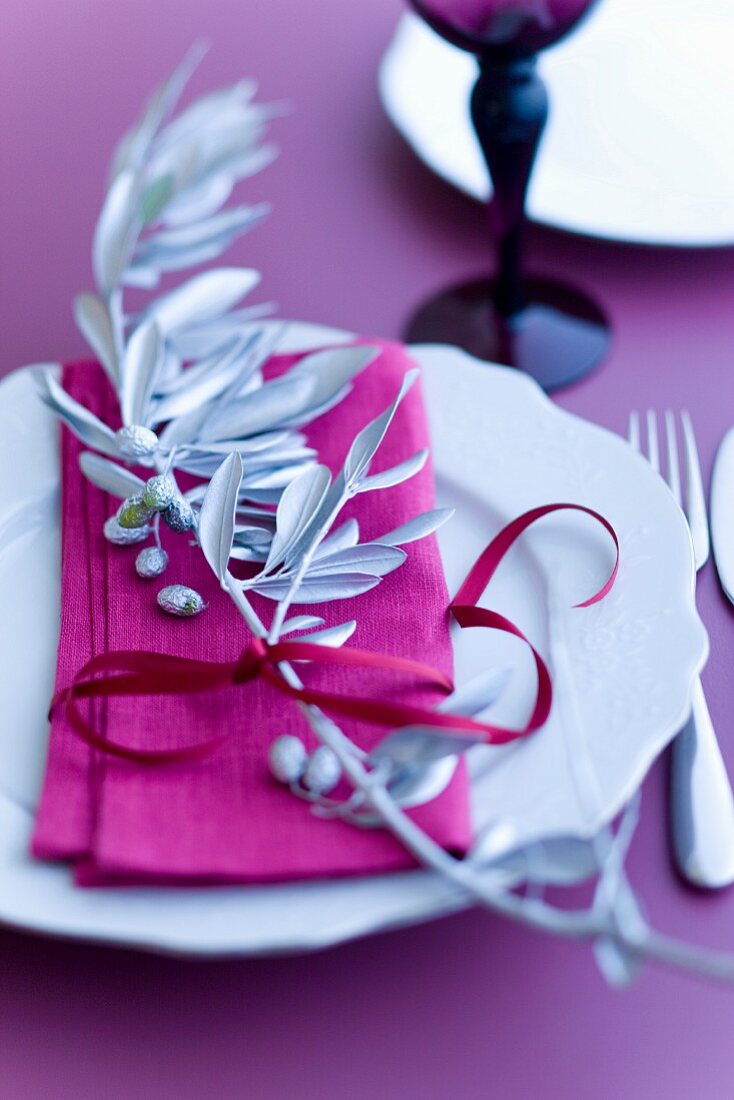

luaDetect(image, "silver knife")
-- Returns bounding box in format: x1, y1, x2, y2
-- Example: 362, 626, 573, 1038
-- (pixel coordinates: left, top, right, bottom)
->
712, 427, 734, 604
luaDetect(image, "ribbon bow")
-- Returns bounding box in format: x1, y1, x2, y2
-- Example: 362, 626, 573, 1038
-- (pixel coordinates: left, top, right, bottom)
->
52, 503, 618, 764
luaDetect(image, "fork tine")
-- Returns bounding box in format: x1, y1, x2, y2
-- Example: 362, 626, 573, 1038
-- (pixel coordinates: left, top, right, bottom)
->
664, 410, 682, 505
646, 410, 660, 472
680, 410, 710, 568
628, 411, 641, 451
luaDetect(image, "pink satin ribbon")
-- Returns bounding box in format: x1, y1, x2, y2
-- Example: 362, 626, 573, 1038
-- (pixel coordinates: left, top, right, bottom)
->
52, 503, 619, 763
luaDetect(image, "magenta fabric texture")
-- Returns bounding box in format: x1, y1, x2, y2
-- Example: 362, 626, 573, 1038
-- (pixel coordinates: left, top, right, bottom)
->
32, 341, 471, 884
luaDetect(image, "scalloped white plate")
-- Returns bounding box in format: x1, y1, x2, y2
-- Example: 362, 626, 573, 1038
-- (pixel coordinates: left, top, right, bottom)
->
380, 5, 734, 247
0, 323, 706, 955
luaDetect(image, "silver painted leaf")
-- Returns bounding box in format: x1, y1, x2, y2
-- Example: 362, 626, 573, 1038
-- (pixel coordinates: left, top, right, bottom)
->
35, 369, 119, 456
239, 462, 314, 492
122, 264, 161, 289
187, 129, 274, 189
294, 621, 357, 648
233, 517, 276, 534
154, 334, 241, 395
280, 615, 325, 635
139, 203, 268, 254
250, 572, 380, 604
151, 336, 247, 422
131, 205, 265, 275
109, 42, 207, 178
120, 321, 162, 427
93, 169, 140, 294
437, 667, 513, 718
79, 452, 145, 498
307, 543, 406, 578
288, 345, 378, 411
179, 429, 295, 455
170, 105, 273, 176
228, 545, 269, 563
177, 449, 309, 478
168, 305, 274, 359
158, 344, 182, 389
275, 385, 352, 429
357, 449, 429, 493
232, 525, 273, 549
144, 135, 199, 197
219, 148, 278, 193
132, 237, 246, 281
205, 373, 316, 440
233, 504, 277, 525
139, 173, 175, 224
263, 464, 331, 574
384, 756, 459, 811
198, 451, 243, 582
593, 879, 646, 988
312, 518, 360, 560
195, 329, 277, 427
343, 369, 419, 485
73, 293, 118, 384
244, 443, 316, 468
162, 172, 235, 229
154, 77, 258, 155
372, 668, 513, 767
375, 508, 454, 547
372, 726, 482, 765
235, 487, 282, 506
468, 831, 598, 879
158, 402, 212, 449
142, 267, 260, 333
282, 468, 347, 571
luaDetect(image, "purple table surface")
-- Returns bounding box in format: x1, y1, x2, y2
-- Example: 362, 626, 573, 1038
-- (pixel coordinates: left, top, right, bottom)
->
3, 1, 734, 1097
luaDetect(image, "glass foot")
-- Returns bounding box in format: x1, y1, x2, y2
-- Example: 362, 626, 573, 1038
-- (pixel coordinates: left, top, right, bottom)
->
404, 276, 610, 392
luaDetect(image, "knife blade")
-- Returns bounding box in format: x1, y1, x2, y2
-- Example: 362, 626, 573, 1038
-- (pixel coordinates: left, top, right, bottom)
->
711, 426, 734, 603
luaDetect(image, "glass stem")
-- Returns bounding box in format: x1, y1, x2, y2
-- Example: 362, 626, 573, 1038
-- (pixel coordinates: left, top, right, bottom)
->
470, 55, 549, 319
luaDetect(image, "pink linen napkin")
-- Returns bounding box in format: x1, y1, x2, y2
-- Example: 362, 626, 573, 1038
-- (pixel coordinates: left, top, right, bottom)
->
32, 341, 471, 883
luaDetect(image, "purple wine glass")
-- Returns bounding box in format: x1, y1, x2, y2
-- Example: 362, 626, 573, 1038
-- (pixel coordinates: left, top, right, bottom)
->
404, 0, 609, 391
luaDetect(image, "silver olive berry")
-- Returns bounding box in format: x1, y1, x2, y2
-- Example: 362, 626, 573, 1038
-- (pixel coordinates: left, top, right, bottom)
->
302, 746, 341, 795
142, 475, 176, 511
157, 584, 206, 617
162, 496, 195, 533
104, 515, 151, 546
117, 493, 155, 529
135, 546, 169, 578
116, 425, 158, 461
268, 735, 308, 785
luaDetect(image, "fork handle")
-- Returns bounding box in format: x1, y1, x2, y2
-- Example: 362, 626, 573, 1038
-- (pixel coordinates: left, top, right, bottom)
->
671, 675, 734, 888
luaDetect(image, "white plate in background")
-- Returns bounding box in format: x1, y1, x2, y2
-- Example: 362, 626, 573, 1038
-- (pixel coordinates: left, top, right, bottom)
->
380, 4, 734, 247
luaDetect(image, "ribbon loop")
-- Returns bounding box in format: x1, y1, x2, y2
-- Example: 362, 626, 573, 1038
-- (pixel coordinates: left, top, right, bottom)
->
53, 504, 619, 764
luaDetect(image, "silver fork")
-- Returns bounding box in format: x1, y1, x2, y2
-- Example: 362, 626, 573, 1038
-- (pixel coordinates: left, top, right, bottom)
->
629, 409, 734, 888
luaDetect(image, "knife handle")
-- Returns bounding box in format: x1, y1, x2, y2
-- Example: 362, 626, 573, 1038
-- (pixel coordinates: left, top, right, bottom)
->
671, 675, 734, 888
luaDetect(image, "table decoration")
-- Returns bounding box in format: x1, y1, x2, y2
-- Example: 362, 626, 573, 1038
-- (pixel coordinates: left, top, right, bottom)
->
29, 46, 538, 882
402, 0, 609, 390
34, 342, 478, 882
11, 48, 734, 986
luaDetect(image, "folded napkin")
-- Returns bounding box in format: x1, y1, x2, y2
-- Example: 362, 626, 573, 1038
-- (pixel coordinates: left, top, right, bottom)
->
32, 341, 471, 884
